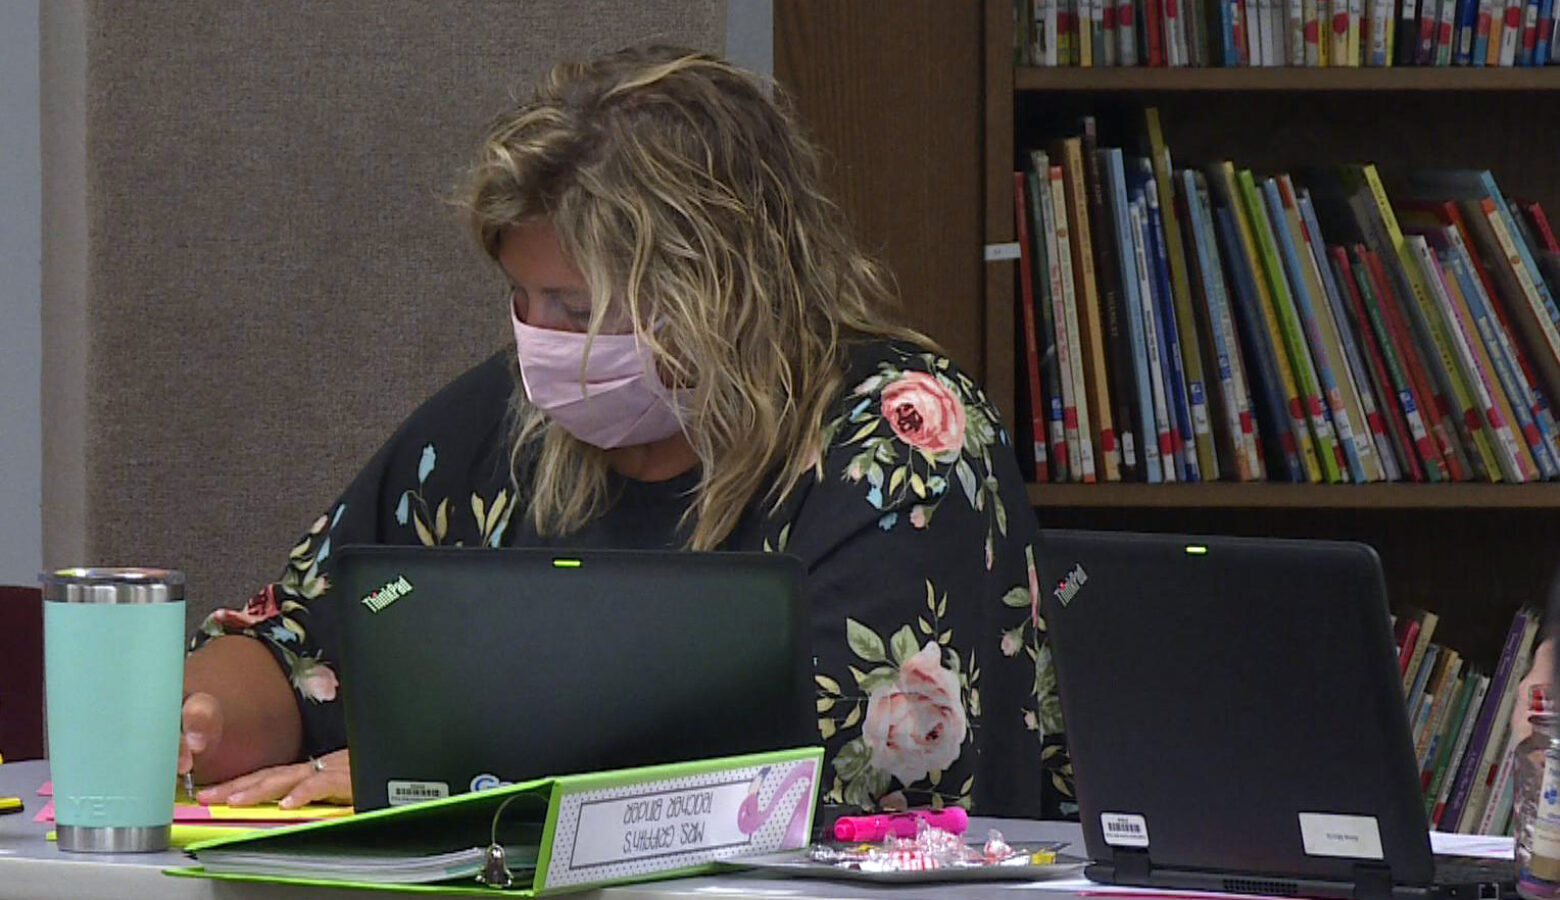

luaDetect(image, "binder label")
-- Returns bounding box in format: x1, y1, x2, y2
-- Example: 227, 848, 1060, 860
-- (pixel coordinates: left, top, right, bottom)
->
546, 757, 817, 888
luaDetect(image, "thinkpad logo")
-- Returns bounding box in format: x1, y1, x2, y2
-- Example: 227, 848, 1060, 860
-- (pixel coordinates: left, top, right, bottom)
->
361, 576, 413, 613
1053, 564, 1087, 607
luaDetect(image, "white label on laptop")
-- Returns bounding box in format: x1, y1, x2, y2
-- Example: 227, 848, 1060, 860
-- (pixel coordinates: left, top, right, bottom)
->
1101, 812, 1150, 847
387, 780, 450, 806
1298, 812, 1384, 860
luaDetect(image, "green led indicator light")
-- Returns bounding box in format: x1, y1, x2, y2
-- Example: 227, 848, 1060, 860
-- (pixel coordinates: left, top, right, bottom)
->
1185, 545, 1209, 556
553, 559, 583, 569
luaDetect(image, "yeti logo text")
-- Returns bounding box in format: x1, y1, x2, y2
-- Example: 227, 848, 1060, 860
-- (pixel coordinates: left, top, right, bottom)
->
361, 576, 413, 613
1053, 564, 1087, 607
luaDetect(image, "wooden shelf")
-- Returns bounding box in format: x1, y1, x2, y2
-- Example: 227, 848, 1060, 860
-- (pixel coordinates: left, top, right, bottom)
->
1027, 482, 1560, 508
1014, 66, 1560, 92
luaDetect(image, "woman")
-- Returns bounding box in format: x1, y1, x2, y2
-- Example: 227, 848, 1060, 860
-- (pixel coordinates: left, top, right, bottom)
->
178, 46, 1071, 818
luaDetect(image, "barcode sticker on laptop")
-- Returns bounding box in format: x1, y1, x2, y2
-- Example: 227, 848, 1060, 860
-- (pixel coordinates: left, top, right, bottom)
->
387, 780, 450, 806
1101, 812, 1150, 847
1298, 812, 1384, 860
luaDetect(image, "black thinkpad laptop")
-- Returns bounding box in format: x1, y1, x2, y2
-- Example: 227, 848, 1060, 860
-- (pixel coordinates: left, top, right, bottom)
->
333, 546, 814, 810
1038, 529, 1514, 900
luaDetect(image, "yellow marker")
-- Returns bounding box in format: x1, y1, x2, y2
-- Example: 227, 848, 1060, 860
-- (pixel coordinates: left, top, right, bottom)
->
0, 796, 23, 815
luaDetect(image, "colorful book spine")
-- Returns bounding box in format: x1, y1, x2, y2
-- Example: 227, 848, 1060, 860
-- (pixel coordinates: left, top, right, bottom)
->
1520, 0, 1541, 63
1220, 204, 1303, 480
1128, 187, 1180, 480
1299, 189, 1388, 480
1014, 173, 1051, 482
1538, 0, 1556, 64
1107, 148, 1165, 482
1474, 0, 1498, 60
1333, 246, 1419, 480
1426, 235, 1536, 480
1461, 613, 1541, 832
1283, 179, 1380, 479
1103, 0, 1120, 64
1499, 0, 1523, 62
1441, 608, 1531, 831
1049, 166, 1098, 483
1190, 171, 1262, 479
1055, 138, 1118, 483
1440, 241, 1540, 480
1354, 247, 1449, 480
1027, 165, 1071, 482
1266, 179, 1360, 480
1449, 243, 1559, 479
1405, 234, 1510, 481
1416, 652, 1462, 769
1438, 0, 1459, 63
1145, 174, 1204, 481
1145, 110, 1217, 480
1366, 246, 1469, 480
1455, 0, 1482, 60
1245, 171, 1342, 482
1212, 162, 1312, 480
1352, 166, 1483, 479
1432, 674, 1490, 827
1082, 123, 1135, 480
1402, 201, 1560, 477
1434, 199, 1560, 468
1423, 673, 1476, 805
1121, 0, 1140, 63
1478, 727, 1521, 835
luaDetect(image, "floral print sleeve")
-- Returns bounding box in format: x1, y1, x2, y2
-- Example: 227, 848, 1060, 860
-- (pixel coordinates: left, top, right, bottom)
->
189, 352, 519, 759
776, 342, 1073, 818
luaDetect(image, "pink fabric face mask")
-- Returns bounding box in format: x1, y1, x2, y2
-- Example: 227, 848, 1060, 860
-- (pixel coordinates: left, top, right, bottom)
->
511, 308, 686, 449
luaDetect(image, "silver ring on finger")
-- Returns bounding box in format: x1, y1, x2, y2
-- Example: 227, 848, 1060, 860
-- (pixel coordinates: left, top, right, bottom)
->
310, 756, 326, 774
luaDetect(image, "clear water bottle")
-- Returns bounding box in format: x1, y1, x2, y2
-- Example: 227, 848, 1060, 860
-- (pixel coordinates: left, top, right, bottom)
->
1516, 685, 1560, 899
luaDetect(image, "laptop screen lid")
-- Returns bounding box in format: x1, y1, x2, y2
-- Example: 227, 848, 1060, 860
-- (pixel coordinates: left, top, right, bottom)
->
1038, 529, 1435, 895
333, 546, 813, 810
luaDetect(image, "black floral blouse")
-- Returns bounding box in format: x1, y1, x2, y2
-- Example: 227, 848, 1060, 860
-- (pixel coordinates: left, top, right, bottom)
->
194, 340, 1075, 818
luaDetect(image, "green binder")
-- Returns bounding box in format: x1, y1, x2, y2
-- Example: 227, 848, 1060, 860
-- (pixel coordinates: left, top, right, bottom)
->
167, 747, 823, 895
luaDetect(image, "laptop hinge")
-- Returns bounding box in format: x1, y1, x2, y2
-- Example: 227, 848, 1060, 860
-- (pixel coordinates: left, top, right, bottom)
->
1114, 847, 1152, 881
1352, 862, 1395, 900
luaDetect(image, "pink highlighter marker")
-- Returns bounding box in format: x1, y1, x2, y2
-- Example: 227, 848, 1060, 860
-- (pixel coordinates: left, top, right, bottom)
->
832, 807, 969, 842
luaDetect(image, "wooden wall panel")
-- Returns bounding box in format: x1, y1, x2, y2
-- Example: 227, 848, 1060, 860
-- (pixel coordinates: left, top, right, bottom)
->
774, 1, 985, 377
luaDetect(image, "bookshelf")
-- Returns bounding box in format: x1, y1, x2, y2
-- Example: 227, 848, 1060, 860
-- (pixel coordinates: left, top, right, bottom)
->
981, 0, 1560, 666
1014, 67, 1560, 89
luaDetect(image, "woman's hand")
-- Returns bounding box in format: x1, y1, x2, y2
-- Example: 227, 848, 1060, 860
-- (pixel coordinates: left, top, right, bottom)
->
195, 748, 353, 810
1511, 638, 1555, 751
177, 691, 225, 784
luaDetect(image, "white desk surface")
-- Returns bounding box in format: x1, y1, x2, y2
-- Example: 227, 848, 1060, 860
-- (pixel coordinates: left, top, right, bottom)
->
0, 760, 1088, 900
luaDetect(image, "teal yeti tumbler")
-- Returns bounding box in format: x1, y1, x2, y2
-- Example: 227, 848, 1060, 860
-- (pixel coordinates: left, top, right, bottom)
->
43, 568, 185, 852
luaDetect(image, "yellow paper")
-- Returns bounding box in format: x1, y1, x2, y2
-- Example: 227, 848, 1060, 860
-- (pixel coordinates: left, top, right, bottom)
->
173, 799, 353, 821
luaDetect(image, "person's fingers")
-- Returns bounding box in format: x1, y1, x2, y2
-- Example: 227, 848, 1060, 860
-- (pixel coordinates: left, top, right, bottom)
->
280, 750, 353, 809
180, 692, 223, 759
197, 763, 306, 806
279, 770, 352, 809
177, 734, 194, 777
223, 765, 316, 807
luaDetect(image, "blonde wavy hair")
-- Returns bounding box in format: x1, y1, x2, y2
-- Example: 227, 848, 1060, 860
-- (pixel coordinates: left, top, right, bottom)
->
464, 45, 929, 550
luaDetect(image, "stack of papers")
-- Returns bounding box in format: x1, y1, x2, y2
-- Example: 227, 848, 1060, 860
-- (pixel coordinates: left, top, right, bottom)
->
197, 844, 538, 884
